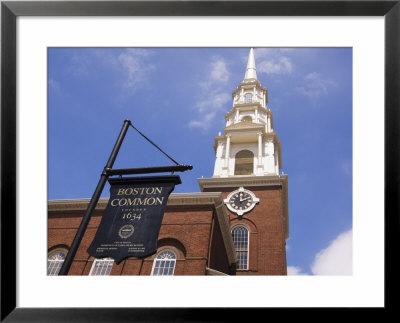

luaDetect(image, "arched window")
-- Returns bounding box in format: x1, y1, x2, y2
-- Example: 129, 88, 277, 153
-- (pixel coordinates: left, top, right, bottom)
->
47, 250, 66, 276
231, 226, 249, 270
151, 250, 176, 276
241, 116, 252, 123
89, 258, 114, 276
234, 150, 254, 175
244, 93, 253, 103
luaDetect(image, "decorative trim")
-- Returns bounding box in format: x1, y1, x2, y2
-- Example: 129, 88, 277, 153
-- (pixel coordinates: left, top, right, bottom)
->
225, 102, 268, 118
48, 198, 109, 211
224, 122, 264, 131
48, 192, 224, 211
198, 174, 286, 189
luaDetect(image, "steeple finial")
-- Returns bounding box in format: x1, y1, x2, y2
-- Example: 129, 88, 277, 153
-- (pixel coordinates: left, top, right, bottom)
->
244, 48, 257, 80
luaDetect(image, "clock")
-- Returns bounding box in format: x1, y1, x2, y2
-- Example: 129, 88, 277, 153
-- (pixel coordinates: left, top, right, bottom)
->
224, 187, 259, 216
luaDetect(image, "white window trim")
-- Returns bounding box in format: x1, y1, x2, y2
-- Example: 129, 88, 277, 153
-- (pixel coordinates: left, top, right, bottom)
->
151, 250, 177, 276
47, 250, 67, 276
89, 258, 114, 276
232, 225, 250, 270
244, 93, 253, 103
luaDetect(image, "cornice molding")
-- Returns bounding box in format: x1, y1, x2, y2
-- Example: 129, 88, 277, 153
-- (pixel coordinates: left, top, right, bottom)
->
224, 121, 264, 132
48, 192, 228, 211
48, 192, 237, 266
225, 102, 268, 118
198, 174, 286, 189
232, 79, 267, 92
48, 198, 109, 211
213, 129, 280, 146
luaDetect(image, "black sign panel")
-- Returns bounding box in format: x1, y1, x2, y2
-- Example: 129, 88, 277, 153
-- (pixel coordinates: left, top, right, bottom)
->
87, 175, 181, 264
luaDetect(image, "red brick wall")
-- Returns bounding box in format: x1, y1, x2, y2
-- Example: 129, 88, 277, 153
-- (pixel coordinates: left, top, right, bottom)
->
48, 204, 232, 275
204, 185, 287, 275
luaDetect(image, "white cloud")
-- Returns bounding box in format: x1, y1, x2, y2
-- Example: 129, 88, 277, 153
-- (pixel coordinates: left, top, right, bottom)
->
118, 49, 155, 90
258, 56, 293, 75
210, 59, 229, 83
68, 51, 91, 76
297, 72, 337, 101
189, 92, 231, 130
196, 92, 231, 113
199, 57, 230, 91
188, 57, 231, 130
287, 266, 309, 275
311, 229, 353, 275
67, 48, 155, 92
188, 112, 216, 130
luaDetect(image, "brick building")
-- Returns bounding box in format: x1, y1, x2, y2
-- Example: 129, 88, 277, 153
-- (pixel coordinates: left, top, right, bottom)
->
48, 48, 289, 276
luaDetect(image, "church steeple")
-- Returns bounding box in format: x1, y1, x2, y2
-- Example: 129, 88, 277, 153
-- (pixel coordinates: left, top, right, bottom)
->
244, 48, 257, 80
198, 48, 289, 276
211, 48, 283, 178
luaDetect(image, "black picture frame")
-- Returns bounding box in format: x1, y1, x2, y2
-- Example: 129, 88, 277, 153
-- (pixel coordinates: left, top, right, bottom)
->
1, 1, 399, 321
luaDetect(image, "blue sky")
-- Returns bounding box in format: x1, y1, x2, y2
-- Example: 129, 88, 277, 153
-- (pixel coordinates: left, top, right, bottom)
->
48, 47, 352, 276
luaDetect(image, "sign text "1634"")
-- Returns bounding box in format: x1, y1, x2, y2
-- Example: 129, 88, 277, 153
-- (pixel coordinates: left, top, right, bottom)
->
122, 212, 142, 220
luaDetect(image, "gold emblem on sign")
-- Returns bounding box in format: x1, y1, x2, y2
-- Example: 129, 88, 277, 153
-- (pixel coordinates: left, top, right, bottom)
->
118, 224, 135, 239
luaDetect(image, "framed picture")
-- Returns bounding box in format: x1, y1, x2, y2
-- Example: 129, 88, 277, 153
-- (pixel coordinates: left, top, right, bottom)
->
2, 1, 399, 321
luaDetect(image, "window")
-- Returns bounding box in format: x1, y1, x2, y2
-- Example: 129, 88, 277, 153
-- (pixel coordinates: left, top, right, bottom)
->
47, 251, 66, 276
151, 250, 176, 276
234, 150, 254, 175
244, 93, 253, 103
89, 258, 114, 275
232, 226, 249, 270
241, 116, 252, 123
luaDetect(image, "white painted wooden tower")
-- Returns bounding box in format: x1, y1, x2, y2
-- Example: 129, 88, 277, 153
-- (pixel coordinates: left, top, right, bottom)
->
213, 48, 283, 178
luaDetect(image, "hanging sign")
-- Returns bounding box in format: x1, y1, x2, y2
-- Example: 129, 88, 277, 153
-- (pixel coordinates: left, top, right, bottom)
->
87, 175, 181, 264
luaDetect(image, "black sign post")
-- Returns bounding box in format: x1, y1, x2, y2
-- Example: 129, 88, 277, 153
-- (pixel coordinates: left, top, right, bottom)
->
58, 120, 131, 275
58, 119, 192, 275
87, 175, 181, 263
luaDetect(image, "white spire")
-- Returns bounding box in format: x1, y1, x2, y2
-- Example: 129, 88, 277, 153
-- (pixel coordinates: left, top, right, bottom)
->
244, 48, 257, 80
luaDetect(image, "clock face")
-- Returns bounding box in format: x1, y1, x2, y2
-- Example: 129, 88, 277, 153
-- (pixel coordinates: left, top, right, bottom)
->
224, 187, 259, 216
229, 191, 253, 211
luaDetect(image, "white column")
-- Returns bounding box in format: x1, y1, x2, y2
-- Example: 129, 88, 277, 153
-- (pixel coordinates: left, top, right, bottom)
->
225, 135, 231, 168
264, 140, 275, 174
258, 133, 263, 164
257, 133, 263, 175
274, 147, 279, 174
263, 91, 266, 107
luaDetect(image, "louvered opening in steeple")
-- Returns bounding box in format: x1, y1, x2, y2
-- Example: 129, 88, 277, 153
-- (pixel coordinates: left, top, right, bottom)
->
234, 150, 254, 175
